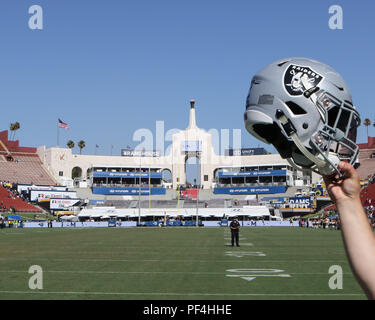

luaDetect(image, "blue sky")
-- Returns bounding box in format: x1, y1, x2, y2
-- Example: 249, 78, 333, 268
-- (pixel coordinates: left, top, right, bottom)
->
1, 0, 374, 156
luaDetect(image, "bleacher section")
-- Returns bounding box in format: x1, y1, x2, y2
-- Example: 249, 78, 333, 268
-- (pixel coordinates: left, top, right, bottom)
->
357, 148, 375, 180
360, 183, 375, 206
325, 180, 375, 213
357, 137, 375, 180
0, 153, 56, 185
0, 130, 56, 185
0, 186, 42, 213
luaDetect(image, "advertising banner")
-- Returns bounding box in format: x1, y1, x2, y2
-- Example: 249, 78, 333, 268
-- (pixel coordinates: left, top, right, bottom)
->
213, 186, 286, 195
225, 148, 266, 156
17, 184, 67, 194
218, 170, 286, 177
93, 172, 162, 178
287, 197, 312, 208
121, 149, 161, 157
50, 198, 81, 210
92, 187, 166, 195
30, 190, 77, 202
23, 221, 137, 228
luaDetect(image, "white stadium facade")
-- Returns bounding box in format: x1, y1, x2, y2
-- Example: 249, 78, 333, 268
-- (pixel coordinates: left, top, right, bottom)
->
35, 99, 318, 203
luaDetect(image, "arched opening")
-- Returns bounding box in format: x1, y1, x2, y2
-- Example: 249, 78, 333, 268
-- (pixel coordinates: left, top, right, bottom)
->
86, 168, 92, 177
161, 168, 172, 188
161, 168, 172, 182
213, 168, 220, 180
212, 168, 221, 187
72, 166, 83, 179
185, 156, 200, 188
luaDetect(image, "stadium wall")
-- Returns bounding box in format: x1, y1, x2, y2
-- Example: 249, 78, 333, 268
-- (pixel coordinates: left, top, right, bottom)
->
36, 102, 320, 191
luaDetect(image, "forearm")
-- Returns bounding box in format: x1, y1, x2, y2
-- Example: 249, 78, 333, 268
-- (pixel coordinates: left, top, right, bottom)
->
337, 197, 375, 299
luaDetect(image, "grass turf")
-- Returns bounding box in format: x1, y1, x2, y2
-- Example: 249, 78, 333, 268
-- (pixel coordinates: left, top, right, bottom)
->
0, 226, 365, 300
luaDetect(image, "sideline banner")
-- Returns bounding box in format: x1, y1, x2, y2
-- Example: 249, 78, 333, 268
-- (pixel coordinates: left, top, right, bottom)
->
23, 221, 137, 228
23, 221, 298, 228
202, 221, 299, 227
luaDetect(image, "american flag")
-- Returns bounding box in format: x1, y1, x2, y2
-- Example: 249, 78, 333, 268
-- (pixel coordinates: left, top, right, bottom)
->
58, 119, 69, 129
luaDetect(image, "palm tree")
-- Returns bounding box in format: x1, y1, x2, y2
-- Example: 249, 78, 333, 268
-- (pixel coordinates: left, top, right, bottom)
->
9, 122, 20, 141
77, 140, 86, 155
13, 122, 20, 140
9, 123, 15, 140
364, 118, 371, 142
66, 140, 75, 149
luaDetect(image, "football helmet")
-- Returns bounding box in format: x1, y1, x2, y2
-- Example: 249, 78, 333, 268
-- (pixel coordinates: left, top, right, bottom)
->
244, 57, 360, 176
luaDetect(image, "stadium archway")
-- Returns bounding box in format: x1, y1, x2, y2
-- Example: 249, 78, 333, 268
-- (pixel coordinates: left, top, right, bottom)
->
161, 168, 172, 182
72, 166, 83, 179
213, 168, 220, 180
185, 155, 200, 187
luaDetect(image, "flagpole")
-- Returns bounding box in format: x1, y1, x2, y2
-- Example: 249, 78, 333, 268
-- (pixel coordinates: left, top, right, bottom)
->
57, 120, 59, 147
148, 164, 151, 210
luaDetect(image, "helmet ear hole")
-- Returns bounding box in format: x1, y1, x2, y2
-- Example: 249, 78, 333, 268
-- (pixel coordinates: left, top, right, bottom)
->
285, 101, 307, 115
252, 123, 279, 144
252, 123, 293, 158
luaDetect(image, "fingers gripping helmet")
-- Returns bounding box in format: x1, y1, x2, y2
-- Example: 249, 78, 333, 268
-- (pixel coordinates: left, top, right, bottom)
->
244, 57, 360, 176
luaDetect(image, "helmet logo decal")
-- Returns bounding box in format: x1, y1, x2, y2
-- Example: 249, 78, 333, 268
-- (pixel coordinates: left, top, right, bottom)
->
284, 64, 323, 96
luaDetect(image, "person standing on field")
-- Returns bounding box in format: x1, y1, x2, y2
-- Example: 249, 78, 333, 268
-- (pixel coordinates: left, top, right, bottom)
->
229, 217, 240, 247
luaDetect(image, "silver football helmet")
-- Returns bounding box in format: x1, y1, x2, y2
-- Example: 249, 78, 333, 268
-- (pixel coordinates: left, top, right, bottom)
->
244, 57, 360, 176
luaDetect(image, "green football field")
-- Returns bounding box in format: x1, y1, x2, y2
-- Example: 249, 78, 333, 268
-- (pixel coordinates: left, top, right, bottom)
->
0, 226, 366, 300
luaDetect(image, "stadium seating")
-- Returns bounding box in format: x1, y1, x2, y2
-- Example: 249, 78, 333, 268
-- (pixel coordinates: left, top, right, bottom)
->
356, 137, 375, 180
0, 186, 42, 213
323, 138, 375, 212
0, 153, 56, 185
0, 130, 56, 185
325, 180, 375, 213
360, 182, 375, 206
357, 149, 375, 180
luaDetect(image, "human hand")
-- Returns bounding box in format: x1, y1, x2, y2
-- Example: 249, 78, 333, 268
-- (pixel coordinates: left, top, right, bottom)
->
323, 161, 361, 203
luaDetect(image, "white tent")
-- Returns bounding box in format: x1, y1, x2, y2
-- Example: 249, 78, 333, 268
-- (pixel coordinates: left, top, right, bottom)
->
77, 206, 270, 219
60, 215, 79, 222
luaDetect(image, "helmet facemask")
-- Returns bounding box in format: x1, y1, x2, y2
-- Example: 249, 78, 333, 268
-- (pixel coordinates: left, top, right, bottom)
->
306, 91, 360, 176
278, 88, 360, 177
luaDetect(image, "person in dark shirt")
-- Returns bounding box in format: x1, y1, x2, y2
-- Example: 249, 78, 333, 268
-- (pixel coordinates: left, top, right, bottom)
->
229, 217, 240, 247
